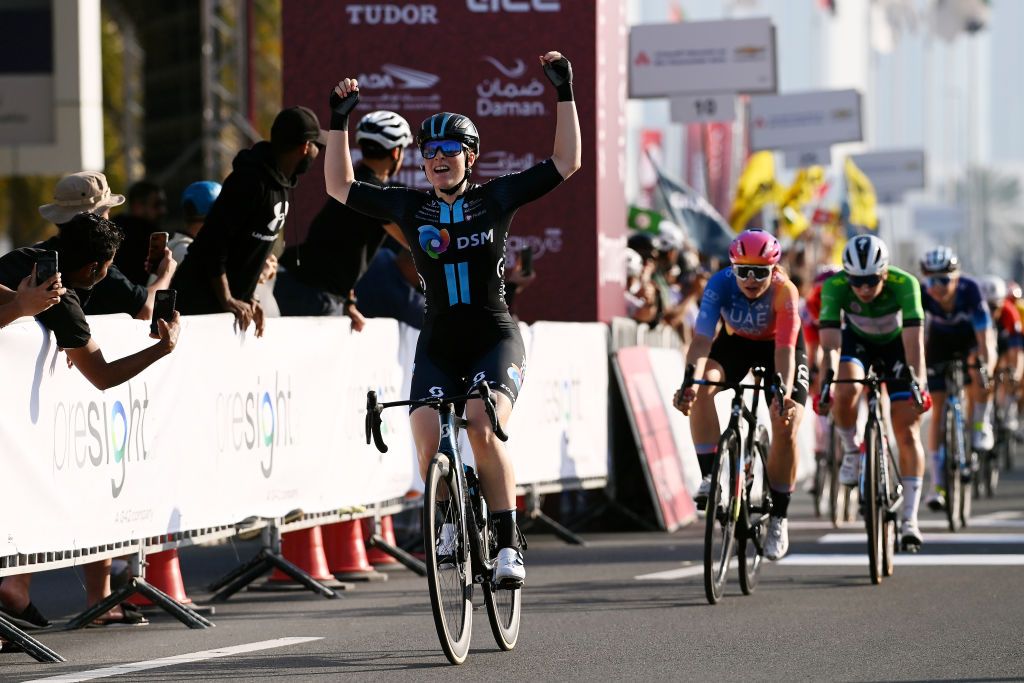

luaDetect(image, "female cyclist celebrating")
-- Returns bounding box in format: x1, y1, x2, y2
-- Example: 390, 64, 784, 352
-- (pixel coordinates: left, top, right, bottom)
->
325, 51, 581, 587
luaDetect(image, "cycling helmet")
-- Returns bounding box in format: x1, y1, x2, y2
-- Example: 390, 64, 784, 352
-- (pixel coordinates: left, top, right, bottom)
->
979, 275, 1007, 307
920, 246, 960, 274
814, 264, 843, 284
356, 110, 413, 150
842, 234, 889, 276
729, 228, 781, 265
654, 221, 684, 253
181, 181, 222, 219
417, 112, 480, 154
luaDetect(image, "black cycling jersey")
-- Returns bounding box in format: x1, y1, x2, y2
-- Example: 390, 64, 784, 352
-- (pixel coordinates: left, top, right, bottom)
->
346, 159, 562, 320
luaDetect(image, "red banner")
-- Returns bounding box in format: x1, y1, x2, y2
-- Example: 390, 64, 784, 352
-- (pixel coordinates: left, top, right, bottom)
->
281, 0, 626, 322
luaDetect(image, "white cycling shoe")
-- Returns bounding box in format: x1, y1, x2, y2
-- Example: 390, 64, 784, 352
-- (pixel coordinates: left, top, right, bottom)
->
694, 475, 712, 511
838, 450, 861, 486
973, 423, 995, 452
764, 516, 789, 561
901, 520, 923, 553
494, 547, 526, 588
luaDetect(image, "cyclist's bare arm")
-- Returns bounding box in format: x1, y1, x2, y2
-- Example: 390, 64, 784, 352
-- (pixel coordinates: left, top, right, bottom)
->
774, 344, 796, 400
819, 328, 842, 379
901, 325, 926, 384
684, 333, 714, 379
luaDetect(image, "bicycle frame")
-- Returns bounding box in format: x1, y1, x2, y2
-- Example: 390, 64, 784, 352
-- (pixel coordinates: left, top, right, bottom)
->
856, 375, 904, 518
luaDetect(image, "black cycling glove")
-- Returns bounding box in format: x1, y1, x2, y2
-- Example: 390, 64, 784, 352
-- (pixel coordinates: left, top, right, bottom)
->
329, 88, 360, 131
542, 56, 574, 102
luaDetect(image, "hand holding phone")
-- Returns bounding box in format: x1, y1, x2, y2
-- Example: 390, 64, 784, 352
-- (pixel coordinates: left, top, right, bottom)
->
519, 246, 533, 277
35, 251, 59, 287
150, 289, 177, 337
146, 232, 169, 273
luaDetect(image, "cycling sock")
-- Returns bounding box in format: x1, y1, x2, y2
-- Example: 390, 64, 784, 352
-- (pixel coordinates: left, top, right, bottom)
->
491, 509, 518, 550
902, 476, 922, 524
973, 400, 993, 429
695, 444, 717, 478
836, 425, 859, 454
931, 448, 946, 489
770, 489, 792, 518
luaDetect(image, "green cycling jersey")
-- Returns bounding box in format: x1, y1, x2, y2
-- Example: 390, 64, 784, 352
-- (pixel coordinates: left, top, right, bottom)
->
819, 265, 924, 343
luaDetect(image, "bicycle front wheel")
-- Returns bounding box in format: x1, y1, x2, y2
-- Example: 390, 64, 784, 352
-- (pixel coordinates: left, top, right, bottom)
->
863, 419, 883, 585
704, 433, 738, 604
739, 435, 769, 596
944, 407, 963, 532
423, 454, 472, 665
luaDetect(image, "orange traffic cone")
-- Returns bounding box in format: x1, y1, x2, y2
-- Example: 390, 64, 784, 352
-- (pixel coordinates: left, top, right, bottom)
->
126, 549, 190, 606
266, 526, 340, 586
363, 516, 400, 567
323, 520, 386, 581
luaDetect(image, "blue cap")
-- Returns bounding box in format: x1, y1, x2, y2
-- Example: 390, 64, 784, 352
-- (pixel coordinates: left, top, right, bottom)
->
181, 181, 221, 218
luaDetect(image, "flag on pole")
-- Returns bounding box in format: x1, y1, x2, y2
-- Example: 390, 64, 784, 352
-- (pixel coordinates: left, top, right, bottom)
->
844, 157, 879, 230
627, 205, 664, 235
646, 149, 733, 260
777, 166, 826, 239
728, 151, 777, 232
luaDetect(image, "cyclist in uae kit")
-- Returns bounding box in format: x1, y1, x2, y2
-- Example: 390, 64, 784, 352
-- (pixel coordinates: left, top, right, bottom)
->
980, 275, 1024, 383
815, 235, 931, 550
918, 247, 996, 510
324, 51, 581, 588
673, 229, 809, 561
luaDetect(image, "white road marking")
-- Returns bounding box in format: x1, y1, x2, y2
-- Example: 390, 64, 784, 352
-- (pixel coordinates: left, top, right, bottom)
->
23, 637, 323, 683
817, 532, 1024, 545
635, 560, 736, 581
778, 554, 1024, 566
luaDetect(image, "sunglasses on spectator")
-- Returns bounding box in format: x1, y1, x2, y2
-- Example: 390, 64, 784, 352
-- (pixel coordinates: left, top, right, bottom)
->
927, 275, 953, 287
848, 274, 882, 288
421, 140, 465, 159
734, 265, 773, 282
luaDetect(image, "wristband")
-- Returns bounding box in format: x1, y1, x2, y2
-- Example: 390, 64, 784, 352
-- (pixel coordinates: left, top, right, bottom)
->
542, 57, 574, 102
555, 82, 574, 102
329, 89, 360, 131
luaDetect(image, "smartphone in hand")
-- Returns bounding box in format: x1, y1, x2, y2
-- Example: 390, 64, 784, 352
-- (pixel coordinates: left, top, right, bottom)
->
35, 251, 59, 286
147, 232, 169, 273
519, 246, 533, 277
150, 289, 177, 336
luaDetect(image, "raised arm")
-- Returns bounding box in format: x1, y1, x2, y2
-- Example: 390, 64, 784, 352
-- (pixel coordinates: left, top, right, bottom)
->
324, 79, 361, 205
540, 52, 581, 180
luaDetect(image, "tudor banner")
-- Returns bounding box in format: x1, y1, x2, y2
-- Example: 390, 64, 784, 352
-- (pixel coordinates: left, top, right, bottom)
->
281, 0, 627, 323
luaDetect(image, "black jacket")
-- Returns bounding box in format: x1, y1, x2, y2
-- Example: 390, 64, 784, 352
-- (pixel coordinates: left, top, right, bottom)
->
173, 142, 296, 314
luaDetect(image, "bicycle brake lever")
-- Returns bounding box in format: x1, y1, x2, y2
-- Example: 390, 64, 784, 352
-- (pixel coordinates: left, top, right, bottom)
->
365, 391, 388, 453
906, 368, 924, 409
477, 383, 509, 442
773, 372, 786, 415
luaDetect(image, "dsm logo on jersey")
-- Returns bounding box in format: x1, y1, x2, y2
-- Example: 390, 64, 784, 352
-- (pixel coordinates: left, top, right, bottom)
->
418, 225, 451, 259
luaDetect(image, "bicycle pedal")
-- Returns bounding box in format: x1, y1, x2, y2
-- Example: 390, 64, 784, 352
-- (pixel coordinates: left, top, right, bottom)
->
900, 539, 921, 554
494, 578, 524, 591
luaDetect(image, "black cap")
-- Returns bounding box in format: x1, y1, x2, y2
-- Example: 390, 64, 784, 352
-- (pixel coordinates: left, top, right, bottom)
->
271, 106, 328, 148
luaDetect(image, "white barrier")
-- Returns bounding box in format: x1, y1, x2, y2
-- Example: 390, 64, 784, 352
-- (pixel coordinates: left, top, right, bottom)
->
1, 315, 610, 561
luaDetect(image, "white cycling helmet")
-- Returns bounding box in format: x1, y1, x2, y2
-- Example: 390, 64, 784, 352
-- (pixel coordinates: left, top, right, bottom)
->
979, 275, 1007, 307
355, 110, 413, 150
842, 234, 889, 276
920, 245, 960, 274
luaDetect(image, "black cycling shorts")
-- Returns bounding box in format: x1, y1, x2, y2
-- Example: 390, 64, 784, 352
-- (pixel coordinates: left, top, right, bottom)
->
839, 328, 914, 399
925, 328, 978, 392
409, 311, 526, 414
707, 328, 809, 406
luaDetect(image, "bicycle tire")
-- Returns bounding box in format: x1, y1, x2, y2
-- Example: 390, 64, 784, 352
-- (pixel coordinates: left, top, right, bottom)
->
827, 422, 845, 528
480, 515, 521, 650
423, 454, 473, 665
704, 432, 738, 605
944, 406, 963, 532
863, 418, 883, 585
960, 452, 973, 528
812, 451, 827, 519
881, 433, 898, 578
738, 434, 769, 596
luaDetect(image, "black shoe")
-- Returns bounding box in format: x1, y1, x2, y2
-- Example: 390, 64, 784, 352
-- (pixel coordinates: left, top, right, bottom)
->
0, 602, 51, 630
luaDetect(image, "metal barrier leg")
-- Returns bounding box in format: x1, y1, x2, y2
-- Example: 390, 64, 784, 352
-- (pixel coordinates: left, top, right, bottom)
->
207, 550, 268, 593
367, 535, 427, 576
65, 577, 212, 630
209, 549, 341, 602
262, 553, 339, 599
0, 615, 65, 663
521, 489, 586, 546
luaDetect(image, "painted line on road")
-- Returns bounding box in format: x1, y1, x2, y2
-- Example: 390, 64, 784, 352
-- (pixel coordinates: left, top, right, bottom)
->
778, 553, 1024, 566
817, 532, 1024, 545
635, 560, 736, 581
23, 637, 323, 683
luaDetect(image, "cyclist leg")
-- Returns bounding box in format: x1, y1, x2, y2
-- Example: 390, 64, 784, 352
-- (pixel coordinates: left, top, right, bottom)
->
884, 336, 926, 547
925, 334, 951, 503
966, 346, 995, 451
408, 343, 457, 481
833, 329, 868, 484
691, 331, 742, 507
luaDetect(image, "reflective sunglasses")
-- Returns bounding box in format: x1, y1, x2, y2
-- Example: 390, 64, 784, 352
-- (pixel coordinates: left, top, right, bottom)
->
421, 140, 465, 159
734, 265, 773, 282
848, 273, 882, 288
927, 275, 953, 287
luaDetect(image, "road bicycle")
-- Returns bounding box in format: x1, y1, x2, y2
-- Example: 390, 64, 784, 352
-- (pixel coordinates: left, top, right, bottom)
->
366, 383, 520, 665
978, 367, 1016, 497
812, 417, 857, 527
820, 365, 923, 584
682, 365, 781, 605
932, 357, 987, 531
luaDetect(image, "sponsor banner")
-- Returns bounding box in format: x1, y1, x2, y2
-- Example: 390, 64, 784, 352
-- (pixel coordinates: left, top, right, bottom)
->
629, 18, 777, 98
912, 203, 966, 237
670, 94, 737, 125
749, 89, 862, 152
849, 149, 926, 204
0, 315, 414, 554
283, 0, 627, 323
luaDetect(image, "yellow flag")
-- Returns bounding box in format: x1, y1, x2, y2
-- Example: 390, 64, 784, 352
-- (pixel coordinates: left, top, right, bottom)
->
728, 151, 777, 232
845, 157, 878, 229
776, 166, 826, 239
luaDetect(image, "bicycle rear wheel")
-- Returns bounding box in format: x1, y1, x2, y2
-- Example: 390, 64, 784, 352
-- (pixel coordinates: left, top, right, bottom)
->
739, 434, 769, 596
704, 433, 738, 605
863, 419, 883, 585
944, 407, 963, 533
423, 454, 472, 665
826, 421, 848, 528
881, 441, 899, 578
983, 447, 999, 498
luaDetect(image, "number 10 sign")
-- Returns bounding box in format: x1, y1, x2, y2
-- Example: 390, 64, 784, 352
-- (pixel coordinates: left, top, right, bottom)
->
670, 94, 737, 124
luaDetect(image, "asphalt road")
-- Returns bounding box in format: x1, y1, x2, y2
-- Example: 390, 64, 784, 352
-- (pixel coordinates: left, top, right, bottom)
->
5, 472, 1024, 682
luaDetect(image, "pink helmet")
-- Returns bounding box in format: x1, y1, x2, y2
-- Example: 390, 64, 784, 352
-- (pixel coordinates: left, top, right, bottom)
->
729, 229, 781, 265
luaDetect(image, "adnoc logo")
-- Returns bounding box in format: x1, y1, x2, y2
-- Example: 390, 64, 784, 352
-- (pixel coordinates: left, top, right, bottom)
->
418, 225, 451, 259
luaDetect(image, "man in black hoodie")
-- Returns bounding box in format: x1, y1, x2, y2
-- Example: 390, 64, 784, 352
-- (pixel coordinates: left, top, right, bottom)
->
173, 106, 326, 335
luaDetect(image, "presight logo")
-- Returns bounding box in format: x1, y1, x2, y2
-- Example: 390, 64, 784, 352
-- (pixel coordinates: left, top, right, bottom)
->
215, 373, 294, 479
418, 225, 451, 259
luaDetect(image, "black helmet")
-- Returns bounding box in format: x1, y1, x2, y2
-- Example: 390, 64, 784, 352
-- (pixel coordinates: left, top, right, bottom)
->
417, 112, 480, 154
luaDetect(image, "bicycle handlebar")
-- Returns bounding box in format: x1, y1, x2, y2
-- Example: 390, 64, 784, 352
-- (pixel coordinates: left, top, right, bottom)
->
364, 383, 508, 454
682, 364, 785, 415
818, 366, 924, 410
